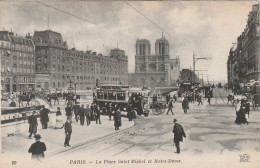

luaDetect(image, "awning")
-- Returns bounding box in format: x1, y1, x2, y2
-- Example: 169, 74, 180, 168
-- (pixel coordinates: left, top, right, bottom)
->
154, 87, 179, 96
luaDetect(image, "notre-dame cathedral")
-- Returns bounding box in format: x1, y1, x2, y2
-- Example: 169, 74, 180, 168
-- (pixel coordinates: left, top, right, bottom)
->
129, 35, 180, 87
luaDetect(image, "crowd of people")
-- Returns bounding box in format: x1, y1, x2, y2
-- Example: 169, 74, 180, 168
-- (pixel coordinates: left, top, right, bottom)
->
26, 87, 257, 160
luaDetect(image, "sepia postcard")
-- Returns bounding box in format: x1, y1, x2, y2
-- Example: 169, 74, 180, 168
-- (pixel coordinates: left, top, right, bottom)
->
0, 0, 260, 168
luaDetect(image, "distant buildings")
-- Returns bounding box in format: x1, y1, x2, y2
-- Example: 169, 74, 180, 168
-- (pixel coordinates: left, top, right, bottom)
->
0, 31, 35, 93
0, 29, 128, 93
33, 30, 128, 91
129, 35, 180, 87
227, 4, 260, 87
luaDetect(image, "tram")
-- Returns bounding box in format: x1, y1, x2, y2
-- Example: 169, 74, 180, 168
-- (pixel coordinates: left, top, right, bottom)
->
94, 85, 150, 117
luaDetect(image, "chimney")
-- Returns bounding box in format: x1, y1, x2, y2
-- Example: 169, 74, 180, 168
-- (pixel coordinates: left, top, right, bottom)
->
92, 52, 96, 55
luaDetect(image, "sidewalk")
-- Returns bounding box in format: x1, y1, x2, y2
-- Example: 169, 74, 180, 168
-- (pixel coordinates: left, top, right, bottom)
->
1, 114, 134, 158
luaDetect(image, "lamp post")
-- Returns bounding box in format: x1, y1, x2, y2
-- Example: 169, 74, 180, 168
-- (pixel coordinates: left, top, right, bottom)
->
192, 52, 211, 101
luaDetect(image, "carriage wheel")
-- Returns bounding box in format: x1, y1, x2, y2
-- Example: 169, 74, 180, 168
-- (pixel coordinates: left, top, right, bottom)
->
132, 110, 137, 119
143, 104, 149, 117
152, 104, 162, 115
160, 106, 165, 114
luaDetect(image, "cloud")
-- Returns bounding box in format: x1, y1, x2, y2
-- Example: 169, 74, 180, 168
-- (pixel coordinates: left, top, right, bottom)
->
0, 1, 256, 82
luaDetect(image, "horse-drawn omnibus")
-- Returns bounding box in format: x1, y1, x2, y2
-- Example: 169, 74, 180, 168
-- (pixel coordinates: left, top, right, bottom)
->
94, 85, 150, 117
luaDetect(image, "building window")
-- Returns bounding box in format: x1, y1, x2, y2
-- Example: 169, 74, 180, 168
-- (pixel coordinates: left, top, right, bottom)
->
53, 82, 55, 88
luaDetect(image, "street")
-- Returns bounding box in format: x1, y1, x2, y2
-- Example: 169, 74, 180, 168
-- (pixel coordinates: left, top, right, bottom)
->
47, 88, 260, 163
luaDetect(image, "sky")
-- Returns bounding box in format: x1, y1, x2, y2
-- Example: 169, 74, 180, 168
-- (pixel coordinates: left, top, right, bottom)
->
0, 1, 258, 83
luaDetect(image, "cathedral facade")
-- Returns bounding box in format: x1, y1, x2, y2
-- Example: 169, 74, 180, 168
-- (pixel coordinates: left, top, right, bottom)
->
129, 36, 180, 87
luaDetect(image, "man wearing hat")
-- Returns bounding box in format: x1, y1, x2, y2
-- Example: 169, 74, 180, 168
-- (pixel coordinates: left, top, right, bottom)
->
63, 116, 72, 147
40, 107, 50, 129
173, 119, 186, 153
28, 111, 38, 138
28, 134, 46, 161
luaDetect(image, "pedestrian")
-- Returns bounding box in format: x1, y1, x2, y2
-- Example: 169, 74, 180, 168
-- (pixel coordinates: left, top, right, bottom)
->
182, 97, 189, 114
207, 94, 211, 105
85, 104, 91, 125
198, 95, 203, 105
173, 94, 177, 102
102, 104, 107, 115
172, 119, 186, 153
65, 103, 73, 118
95, 105, 101, 124
55, 107, 63, 129
28, 134, 46, 161
114, 109, 122, 130
63, 116, 72, 147
166, 94, 170, 105
28, 111, 38, 138
235, 100, 248, 125
111, 103, 116, 120
127, 104, 133, 121
79, 104, 85, 125
166, 100, 174, 115
106, 103, 112, 120
245, 100, 250, 118
40, 107, 49, 129
56, 107, 62, 116
73, 102, 80, 122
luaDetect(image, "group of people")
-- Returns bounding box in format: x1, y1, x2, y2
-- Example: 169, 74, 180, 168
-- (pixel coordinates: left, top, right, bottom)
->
28, 107, 50, 139
27, 100, 126, 161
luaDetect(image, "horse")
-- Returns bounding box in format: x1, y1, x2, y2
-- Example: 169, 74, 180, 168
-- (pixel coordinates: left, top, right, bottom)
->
47, 93, 60, 106
65, 94, 80, 105
18, 95, 33, 107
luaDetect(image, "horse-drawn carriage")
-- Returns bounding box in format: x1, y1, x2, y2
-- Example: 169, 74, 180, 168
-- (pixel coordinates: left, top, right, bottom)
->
150, 95, 167, 115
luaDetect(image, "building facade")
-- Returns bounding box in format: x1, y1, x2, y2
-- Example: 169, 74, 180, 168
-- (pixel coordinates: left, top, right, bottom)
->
1, 31, 35, 93
227, 4, 260, 87
130, 36, 180, 87
33, 30, 128, 91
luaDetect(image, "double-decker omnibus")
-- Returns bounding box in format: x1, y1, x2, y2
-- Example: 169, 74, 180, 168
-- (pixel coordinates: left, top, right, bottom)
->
94, 85, 150, 117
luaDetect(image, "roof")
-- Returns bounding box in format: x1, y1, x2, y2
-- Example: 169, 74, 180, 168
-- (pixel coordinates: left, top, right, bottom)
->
136, 39, 150, 43
0, 31, 11, 42
10, 36, 34, 46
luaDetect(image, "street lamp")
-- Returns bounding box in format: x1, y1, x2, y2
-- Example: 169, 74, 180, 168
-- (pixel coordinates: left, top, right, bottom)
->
192, 52, 211, 101
74, 82, 77, 95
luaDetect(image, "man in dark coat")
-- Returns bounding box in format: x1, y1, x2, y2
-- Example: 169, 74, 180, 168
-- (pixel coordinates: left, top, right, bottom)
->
166, 95, 170, 105
166, 100, 174, 115
28, 134, 46, 161
95, 105, 101, 124
127, 104, 134, 121
40, 107, 49, 129
182, 97, 189, 114
106, 103, 112, 120
79, 104, 85, 125
114, 109, 122, 130
173, 119, 186, 153
65, 103, 73, 118
28, 111, 38, 138
85, 104, 91, 125
63, 117, 72, 147
73, 102, 81, 122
